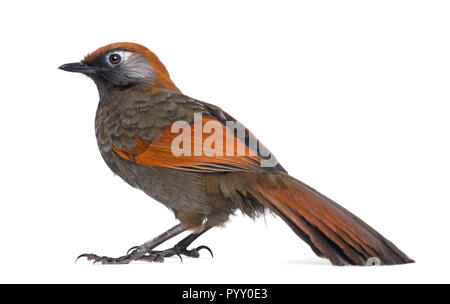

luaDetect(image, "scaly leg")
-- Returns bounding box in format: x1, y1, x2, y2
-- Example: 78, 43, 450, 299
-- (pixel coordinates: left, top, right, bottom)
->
128, 226, 214, 261
77, 224, 186, 264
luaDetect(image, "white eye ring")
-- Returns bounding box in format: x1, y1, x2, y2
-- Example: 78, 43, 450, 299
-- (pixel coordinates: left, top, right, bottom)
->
106, 51, 126, 66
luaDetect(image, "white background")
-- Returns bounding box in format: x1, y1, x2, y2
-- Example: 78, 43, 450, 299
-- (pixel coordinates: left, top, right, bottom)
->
1, 0, 449, 283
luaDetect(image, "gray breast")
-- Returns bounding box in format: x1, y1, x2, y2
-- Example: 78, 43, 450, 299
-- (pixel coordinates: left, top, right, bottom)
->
93, 94, 218, 215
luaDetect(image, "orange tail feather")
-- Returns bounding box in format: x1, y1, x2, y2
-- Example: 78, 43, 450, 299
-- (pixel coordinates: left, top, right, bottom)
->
249, 174, 413, 266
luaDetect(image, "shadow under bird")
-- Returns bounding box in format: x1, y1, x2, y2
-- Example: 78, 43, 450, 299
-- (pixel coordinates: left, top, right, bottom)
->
60, 42, 413, 266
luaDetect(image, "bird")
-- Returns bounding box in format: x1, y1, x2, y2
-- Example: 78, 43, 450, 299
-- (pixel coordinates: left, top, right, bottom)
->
59, 42, 413, 266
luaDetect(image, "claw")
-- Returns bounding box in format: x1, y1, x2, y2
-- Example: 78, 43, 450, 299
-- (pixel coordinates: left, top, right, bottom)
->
76, 253, 96, 263
196, 246, 214, 258
150, 249, 183, 262
127, 246, 139, 255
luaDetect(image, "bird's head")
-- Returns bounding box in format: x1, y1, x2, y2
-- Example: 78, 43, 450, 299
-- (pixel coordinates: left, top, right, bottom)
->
59, 42, 179, 94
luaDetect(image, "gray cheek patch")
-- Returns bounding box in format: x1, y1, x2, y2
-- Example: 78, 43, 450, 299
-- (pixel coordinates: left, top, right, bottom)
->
122, 53, 154, 83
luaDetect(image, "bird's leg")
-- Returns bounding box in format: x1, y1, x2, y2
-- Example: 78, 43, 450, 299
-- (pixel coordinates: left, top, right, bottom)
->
152, 227, 214, 260
127, 226, 214, 261
77, 224, 186, 264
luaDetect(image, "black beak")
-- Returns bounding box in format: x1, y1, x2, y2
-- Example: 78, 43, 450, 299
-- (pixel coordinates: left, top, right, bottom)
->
58, 62, 104, 74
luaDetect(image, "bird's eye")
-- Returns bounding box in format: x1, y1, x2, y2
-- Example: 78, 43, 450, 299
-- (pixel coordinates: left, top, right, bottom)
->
108, 54, 122, 65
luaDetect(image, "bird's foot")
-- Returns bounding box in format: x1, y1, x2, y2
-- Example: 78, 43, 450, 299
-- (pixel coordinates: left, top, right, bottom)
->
147, 245, 214, 261
76, 244, 213, 264
126, 243, 214, 261
76, 251, 165, 264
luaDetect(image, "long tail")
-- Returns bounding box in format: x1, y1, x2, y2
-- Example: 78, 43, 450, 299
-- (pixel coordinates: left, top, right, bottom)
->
247, 173, 413, 266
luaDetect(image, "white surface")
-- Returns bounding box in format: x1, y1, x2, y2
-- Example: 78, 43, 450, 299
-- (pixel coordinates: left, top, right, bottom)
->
1, 0, 449, 283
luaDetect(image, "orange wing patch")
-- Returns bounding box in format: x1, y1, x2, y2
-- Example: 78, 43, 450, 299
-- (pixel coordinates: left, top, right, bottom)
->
113, 117, 263, 172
